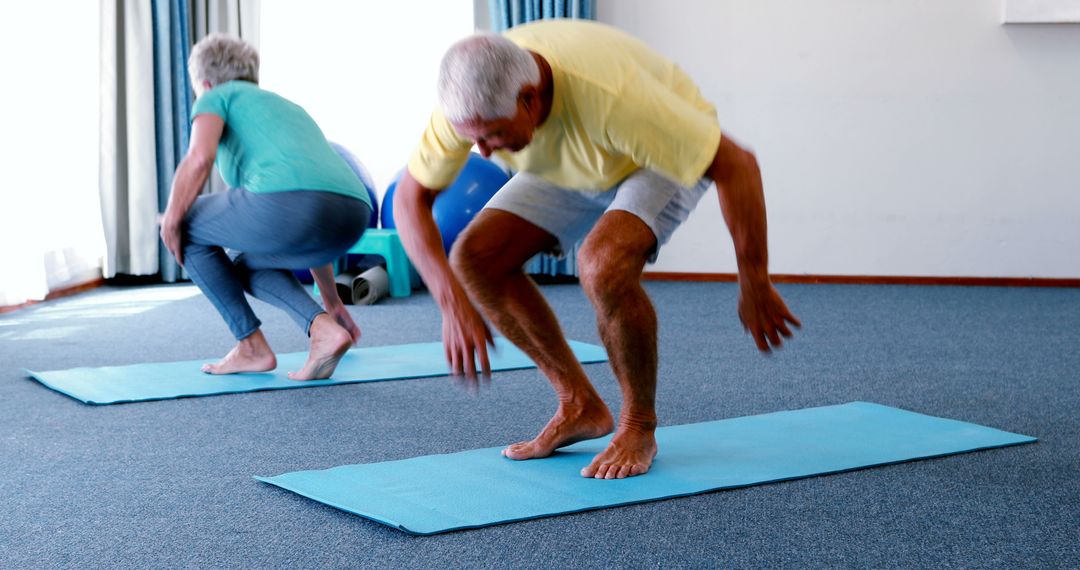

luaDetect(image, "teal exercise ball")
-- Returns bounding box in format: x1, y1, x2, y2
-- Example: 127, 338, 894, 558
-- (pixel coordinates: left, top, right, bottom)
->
329, 141, 379, 228
381, 154, 509, 253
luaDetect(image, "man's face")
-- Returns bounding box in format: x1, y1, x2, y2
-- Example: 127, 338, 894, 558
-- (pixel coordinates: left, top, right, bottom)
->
452, 98, 536, 158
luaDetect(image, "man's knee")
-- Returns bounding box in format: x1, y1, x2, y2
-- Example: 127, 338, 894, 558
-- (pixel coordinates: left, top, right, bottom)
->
578, 241, 645, 301
449, 222, 504, 289
579, 214, 653, 296
451, 210, 556, 287
448, 225, 478, 275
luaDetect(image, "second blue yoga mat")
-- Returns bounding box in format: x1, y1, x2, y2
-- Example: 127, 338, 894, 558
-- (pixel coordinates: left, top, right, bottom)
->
25, 338, 607, 405
258, 402, 1036, 535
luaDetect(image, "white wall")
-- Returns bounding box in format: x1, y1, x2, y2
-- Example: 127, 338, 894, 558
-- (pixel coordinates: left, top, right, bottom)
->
598, 1, 1080, 278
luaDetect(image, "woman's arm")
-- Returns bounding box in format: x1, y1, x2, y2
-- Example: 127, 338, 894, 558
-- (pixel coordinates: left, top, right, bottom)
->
311, 263, 361, 345
160, 113, 224, 265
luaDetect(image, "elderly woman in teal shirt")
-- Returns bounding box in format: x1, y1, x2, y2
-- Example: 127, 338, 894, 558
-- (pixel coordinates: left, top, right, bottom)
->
160, 34, 371, 380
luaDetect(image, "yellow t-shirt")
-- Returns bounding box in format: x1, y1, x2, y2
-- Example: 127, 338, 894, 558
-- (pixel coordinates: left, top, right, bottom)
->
408, 19, 722, 191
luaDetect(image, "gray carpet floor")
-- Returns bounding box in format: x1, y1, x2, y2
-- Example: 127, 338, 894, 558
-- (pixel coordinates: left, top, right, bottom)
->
1, 281, 1077, 569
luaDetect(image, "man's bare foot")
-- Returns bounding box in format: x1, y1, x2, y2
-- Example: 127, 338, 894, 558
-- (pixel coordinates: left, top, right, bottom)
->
287, 313, 353, 381
580, 427, 658, 479
202, 330, 276, 374
503, 396, 614, 460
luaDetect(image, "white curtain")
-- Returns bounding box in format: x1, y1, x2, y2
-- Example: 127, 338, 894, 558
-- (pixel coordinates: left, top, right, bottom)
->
99, 0, 259, 280
100, 1, 159, 277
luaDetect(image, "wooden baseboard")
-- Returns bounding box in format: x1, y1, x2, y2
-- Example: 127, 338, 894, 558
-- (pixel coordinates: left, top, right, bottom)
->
0, 278, 106, 314
1, 273, 1073, 315
641, 272, 1080, 288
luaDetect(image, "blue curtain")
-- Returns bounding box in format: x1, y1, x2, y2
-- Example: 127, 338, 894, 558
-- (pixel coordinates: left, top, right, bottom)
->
151, 0, 194, 283
489, 0, 594, 32
488, 0, 593, 277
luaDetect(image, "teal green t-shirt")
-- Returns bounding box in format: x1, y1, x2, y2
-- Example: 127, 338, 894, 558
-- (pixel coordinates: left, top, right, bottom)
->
191, 81, 369, 205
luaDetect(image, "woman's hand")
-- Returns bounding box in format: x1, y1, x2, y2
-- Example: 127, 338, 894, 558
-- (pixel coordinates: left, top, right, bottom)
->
310, 263, 361, 345
160, 212, 184, 266
326, 302, 361, 345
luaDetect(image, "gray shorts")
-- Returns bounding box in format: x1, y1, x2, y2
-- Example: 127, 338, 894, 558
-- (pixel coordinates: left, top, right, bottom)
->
483, 169, 712, 263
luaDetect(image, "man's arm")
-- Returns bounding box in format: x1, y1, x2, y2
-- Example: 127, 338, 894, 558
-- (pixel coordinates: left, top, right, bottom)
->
394, 170, 493, 380
161, 114, 224, 265
706, 135, 800, 352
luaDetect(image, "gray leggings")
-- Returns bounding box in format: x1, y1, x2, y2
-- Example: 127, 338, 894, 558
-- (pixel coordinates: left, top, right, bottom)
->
182, 188, 370, 340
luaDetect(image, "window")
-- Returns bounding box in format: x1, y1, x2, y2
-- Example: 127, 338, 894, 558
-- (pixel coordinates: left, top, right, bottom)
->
259, 2, 475, 200
0, 4, 104, 306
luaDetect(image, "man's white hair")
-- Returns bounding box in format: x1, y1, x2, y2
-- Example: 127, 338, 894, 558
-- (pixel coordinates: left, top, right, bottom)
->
437, 33, 540, 123
188, 33, 260, 87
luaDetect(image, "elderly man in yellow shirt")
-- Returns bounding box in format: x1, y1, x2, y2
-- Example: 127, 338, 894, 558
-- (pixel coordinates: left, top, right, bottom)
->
395, 19, 800, 479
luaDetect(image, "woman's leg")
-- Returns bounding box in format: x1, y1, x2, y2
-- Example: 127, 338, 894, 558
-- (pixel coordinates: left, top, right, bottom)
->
230, 191, 370, 332
180, 191, 276, 374
234, 192, 370, 380
182, 188, 369, 375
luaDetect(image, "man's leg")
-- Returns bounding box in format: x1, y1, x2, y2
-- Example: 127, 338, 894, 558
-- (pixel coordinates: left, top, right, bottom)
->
576, 211, 660, 479
450, 209, 614, 458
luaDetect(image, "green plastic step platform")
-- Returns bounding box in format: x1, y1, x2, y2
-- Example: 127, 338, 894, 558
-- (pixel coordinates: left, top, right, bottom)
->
346, 228, 415, 298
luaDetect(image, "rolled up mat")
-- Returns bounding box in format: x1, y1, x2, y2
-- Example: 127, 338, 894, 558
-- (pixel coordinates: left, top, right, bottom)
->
334, 271, 358, 304
351, 265, 390, 305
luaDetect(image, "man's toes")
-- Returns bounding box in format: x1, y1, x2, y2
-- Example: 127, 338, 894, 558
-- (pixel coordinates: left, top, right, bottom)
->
630, 462, 649, 477
502, 442, 532, 460
580, 462, 599, 478
615, 464, 633, 479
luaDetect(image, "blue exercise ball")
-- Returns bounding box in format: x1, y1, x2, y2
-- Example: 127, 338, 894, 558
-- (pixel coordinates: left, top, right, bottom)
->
380, 168, 404, 230
328, 141, 379, 228
381, 154, 508, 253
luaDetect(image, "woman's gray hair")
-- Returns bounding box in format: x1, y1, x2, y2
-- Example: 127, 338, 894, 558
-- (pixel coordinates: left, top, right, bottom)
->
188, 33, 260, 87
437, 33, 540, 123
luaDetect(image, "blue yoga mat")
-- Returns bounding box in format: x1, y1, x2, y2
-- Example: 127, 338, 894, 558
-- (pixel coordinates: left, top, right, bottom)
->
25, 338, 607, 405
257, 402, 1035, 535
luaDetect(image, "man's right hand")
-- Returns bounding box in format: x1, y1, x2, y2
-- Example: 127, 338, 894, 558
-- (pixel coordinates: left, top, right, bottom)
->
441, 286, 495, 389
392, 169, 495, 388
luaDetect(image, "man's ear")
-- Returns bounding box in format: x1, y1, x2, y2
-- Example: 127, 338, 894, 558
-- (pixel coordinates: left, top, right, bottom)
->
519, 85, 540, 115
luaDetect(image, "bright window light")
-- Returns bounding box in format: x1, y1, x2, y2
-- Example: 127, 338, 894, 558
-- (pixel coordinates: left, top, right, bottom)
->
0, 4, 104, 305
259, 2, 475, 201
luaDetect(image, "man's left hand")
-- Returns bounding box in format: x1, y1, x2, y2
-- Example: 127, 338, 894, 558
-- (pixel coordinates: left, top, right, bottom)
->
737, 277, 800, 353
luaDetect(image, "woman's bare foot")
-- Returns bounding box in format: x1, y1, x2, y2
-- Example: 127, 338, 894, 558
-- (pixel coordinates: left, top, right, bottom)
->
503, 395, 614, 460
288, 313, 353, 381
202, 329, 276, 374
